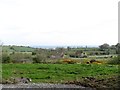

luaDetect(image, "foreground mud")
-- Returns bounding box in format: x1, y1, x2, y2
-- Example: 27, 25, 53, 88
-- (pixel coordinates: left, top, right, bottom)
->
65, 76, 120, 89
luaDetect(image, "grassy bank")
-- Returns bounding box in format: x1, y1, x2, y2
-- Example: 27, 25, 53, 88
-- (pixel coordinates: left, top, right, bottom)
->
2, 63, 119, 88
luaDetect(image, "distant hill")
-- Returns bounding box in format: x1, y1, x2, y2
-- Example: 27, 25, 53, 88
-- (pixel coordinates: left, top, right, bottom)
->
2, 45, 35, 52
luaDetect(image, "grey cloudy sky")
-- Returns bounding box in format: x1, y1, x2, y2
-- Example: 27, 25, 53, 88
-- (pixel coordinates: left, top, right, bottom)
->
0, 0, 119, 46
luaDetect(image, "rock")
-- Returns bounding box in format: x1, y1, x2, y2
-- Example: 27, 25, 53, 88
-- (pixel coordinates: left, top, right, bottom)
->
9, 77, 32, 84
19, 77, 32, 83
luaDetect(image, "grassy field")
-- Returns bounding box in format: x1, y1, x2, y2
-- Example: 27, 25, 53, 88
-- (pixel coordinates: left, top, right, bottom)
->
2, 46, 35, 52
2, 63, 119, 88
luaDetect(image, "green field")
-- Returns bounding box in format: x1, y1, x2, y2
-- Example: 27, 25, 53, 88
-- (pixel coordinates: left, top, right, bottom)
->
2, 63, 119, 88
2, 46, 35, 52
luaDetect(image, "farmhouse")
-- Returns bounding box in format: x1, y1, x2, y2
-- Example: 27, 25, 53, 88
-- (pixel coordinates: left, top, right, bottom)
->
50, 52, 64, 59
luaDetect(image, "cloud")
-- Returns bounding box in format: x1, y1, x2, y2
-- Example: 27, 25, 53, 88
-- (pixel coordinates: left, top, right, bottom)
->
0, 0, 118, 46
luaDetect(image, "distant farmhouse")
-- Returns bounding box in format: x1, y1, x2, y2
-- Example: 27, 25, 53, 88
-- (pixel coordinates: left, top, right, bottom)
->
50, 52, 64, 59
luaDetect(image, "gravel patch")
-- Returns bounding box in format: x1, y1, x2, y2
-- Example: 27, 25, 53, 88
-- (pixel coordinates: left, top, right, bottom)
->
2, 83, 86, 88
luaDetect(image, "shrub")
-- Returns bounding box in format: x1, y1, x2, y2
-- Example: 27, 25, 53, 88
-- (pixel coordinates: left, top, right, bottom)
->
33, 54, 47, 63
2, 52, 11, 63
62, 59, 78, 64
2, 56, 11, 63
107, 55, 120, 65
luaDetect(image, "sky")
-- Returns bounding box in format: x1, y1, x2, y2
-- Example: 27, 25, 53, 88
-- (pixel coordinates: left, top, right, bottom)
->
0, 0, 119, 46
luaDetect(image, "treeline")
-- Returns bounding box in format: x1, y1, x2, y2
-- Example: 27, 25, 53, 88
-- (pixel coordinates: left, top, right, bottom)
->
2, 43, 120, 63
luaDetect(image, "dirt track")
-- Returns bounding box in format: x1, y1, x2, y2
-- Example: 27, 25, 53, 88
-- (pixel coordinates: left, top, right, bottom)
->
1, 83, 96, 89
